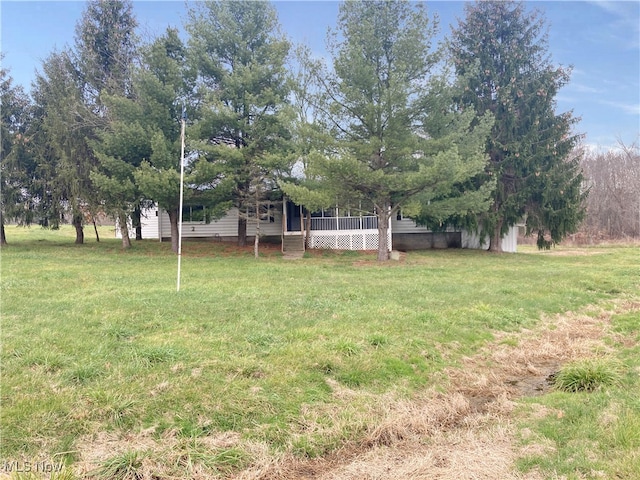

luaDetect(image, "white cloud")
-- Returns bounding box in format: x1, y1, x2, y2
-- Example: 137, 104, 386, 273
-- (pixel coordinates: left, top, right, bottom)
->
570, 83, 602, 94
589, 1, 623, 15
556, 94, 578, 104
602, 77, 638, 87
598, 100, 640, 115
588, 0, 640, 50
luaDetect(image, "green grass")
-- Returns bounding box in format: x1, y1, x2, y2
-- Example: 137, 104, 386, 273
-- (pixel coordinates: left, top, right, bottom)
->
1, 225, 639, 478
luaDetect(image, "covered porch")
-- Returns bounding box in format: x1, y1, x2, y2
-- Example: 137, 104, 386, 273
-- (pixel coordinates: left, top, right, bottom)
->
282, 201, 389, 251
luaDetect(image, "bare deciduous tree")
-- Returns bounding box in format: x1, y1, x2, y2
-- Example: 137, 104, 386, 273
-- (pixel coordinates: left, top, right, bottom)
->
580, 139, 640, 240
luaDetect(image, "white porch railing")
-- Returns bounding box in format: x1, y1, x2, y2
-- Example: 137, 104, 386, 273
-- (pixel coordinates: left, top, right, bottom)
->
306, 215, 390, 251
310, 215, 378, 231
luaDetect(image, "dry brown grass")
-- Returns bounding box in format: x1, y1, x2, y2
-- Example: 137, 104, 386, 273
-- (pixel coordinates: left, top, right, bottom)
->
71, 429, 249, 480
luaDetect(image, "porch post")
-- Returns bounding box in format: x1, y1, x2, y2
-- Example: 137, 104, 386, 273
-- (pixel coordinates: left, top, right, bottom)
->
282, 199, 286, 253
300, 204, 303, 234
388, 207, 393, 251
282, 198, 286, 232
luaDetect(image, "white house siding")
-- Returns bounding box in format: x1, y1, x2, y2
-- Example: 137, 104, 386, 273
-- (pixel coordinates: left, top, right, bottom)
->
158, 207, 282, 240
500, 225, 518, 253
115, 214, 157, 239
461, 226, 518, 253
391, 217, 435, 234
461, 229, 489, 250
117, 206, 282, 240
160, 209, 235, 239
391, 216, 518, 253
140, 208, 159, 239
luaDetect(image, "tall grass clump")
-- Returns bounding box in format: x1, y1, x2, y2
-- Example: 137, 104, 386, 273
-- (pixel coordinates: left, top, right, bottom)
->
554, 358, 622, 392
90, 450, 145, 480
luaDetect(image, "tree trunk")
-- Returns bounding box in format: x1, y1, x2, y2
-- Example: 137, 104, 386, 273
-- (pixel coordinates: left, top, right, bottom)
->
237, 214, 247, 247
489, 218, 503, 252
118, 213, 131, 249
377, 204, 391, 261
254, 192, 260, 258
72, 214, 84, 244
133, 206, 143, 240
168, 208, 179, 253
0, 215, 6, 246
93, 218, 100, 242
254, 221, 260, 259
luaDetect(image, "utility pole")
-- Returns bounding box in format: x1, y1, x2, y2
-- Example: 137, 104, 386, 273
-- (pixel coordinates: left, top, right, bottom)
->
177, 105, 186, 292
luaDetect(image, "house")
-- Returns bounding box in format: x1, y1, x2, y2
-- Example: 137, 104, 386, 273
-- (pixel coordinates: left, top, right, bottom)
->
119, 201, 518, 253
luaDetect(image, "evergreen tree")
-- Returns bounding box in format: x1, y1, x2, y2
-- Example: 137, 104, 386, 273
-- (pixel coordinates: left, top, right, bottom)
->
30, 50, 96, 244
186, 0, 294, 247
90, 93, 148, 248
450, 0, 585, 250
133, 28, 200, 253
25, 1, 138, 245
75, 0, 138, 104
283, 1, 493, 261
0, 65, 36, 245
76, 0, 140, 244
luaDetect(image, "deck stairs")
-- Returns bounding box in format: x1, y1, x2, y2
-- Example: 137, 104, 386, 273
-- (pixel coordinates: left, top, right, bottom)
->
282, 234, 305, 260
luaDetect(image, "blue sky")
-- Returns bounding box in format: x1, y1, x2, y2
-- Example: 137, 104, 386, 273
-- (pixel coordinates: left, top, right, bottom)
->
1, 1, 638, 149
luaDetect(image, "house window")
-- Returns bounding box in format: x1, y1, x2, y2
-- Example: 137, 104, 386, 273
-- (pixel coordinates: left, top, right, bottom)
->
310, 207, 336, 218
247, 203, 276, 223
181, 205, 209, 223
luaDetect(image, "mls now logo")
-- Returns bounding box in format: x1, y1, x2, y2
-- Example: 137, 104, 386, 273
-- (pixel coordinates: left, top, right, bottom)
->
2, 460, 64, 474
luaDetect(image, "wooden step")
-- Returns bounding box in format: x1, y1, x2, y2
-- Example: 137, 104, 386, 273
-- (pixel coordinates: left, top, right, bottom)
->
282, 235, 305, 259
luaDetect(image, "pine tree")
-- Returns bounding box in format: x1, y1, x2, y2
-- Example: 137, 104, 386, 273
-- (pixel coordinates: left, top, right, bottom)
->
75, 0, 138, 104
283, 1, 493, 261
133, 28, 199, 253
76, 0, 139, 246
186, 0, 294, 247
0, 65, 36, 245
30, 50, 96, 244
450, 0, 585, 250
90, 93, 148, 248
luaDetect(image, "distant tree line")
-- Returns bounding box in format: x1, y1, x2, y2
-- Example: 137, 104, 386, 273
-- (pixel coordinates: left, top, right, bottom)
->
1, 0, 586, 259
578, 141, 640, 241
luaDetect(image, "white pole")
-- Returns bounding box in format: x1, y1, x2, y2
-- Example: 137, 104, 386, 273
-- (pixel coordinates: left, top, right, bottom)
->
177, 106, 186, 292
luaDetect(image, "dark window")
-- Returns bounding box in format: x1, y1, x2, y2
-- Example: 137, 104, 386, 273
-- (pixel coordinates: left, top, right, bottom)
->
182, 205, 208, 223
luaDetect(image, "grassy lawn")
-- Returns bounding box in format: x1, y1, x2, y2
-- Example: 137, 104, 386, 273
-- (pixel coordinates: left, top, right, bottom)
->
1, 225, 638, 479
